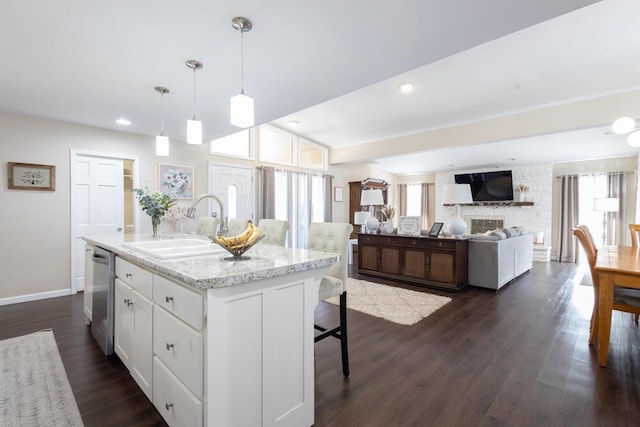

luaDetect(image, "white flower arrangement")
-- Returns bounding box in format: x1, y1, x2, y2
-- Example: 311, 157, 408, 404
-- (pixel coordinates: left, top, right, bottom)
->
516, 184, 529, 192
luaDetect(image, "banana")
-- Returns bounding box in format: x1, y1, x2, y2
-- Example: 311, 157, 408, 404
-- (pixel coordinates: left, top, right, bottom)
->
216, 221, 256, 250
243, 226, 261, 247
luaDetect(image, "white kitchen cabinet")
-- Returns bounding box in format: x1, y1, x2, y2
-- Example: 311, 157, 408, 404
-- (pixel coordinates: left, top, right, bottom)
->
114, 257, 153, 399
152, 274, 205, 418
114, 279, 133, 368
153, 356, 203, 427
82, 239, 334, 427
84, 244, 94, 323
153, 301, 203, 398
131, 291, 153, 396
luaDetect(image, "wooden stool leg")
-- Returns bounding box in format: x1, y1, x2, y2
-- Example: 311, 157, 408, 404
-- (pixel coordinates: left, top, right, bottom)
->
340, 292, 349, 377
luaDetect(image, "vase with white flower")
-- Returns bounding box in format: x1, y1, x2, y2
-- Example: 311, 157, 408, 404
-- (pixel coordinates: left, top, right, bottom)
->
381, 204, 396, 233
134, 187, 177, 238
516, 184, 529, 202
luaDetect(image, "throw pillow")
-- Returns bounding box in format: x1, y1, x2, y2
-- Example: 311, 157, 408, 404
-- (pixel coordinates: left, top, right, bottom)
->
502, 228, 515, 238
488, 229, 507, 240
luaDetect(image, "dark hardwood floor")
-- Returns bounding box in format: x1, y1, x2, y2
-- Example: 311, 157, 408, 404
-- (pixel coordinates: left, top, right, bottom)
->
2, 261, 640, 426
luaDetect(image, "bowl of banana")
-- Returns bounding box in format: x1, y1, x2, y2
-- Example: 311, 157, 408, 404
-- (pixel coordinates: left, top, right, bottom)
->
210, 220, 264, 260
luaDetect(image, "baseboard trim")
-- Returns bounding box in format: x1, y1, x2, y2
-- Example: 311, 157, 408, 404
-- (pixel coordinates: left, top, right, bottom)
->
0, 289, 75, 307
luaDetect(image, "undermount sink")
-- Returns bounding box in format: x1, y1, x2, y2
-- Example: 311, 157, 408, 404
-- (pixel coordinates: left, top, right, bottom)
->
122, 238, 225, 259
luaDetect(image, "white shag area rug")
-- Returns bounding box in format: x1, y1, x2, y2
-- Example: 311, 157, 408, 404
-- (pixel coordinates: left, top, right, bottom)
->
0, 329, 84, 427
325, 278, 452, 326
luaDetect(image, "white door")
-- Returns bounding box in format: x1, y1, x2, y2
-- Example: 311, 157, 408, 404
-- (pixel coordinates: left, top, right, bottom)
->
71, 154, 125, 292
208, 163, 254, 221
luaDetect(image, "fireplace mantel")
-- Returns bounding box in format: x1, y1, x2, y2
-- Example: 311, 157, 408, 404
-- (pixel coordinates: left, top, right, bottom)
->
443, 201, 533, 207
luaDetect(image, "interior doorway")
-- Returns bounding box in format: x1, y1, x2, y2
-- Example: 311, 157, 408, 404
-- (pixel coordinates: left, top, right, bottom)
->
70, 150, 138, 294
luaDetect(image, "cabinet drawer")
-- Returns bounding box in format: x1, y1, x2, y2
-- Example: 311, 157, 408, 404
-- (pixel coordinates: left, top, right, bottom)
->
116, 257, 153, 300
153, 275, 204, 330
154, 305, 204, 398
153, 356, 202, 427
408, 238, 456, 250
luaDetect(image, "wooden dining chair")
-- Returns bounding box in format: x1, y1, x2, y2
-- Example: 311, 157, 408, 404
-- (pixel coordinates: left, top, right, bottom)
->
571, 225, 640, 344
629, 224, 640, 247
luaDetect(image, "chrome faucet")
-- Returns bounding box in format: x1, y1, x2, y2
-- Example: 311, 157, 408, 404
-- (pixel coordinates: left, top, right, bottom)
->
186, 194, 228, 235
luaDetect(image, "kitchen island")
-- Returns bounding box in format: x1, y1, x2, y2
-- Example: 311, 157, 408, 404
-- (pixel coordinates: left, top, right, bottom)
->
84, 233, 338, 427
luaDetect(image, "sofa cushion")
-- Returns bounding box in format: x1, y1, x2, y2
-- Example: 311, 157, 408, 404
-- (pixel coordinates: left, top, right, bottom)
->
488, 229, 507, 239
470, 234, 500, 241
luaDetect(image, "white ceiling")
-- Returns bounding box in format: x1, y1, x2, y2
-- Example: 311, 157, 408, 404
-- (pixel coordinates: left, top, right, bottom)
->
1, 0, 638, 175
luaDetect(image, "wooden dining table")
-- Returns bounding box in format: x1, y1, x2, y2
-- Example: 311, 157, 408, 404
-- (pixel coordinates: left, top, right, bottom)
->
594, 245, 640, 367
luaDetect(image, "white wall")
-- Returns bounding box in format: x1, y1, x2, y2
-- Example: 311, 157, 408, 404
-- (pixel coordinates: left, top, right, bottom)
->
434, 164, 554, 244
0, 111, 211, 302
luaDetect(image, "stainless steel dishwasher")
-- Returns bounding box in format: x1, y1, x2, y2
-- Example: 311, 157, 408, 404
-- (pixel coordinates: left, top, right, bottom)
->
91, 246, 115, 355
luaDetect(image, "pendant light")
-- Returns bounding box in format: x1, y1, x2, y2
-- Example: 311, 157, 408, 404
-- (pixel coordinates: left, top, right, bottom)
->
230, 16, 254, 128
186, 60, 203, 144
154, 86, 170, 156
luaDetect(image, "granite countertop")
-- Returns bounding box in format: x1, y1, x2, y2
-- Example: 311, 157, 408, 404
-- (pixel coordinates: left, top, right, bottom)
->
84, 233, 338, 290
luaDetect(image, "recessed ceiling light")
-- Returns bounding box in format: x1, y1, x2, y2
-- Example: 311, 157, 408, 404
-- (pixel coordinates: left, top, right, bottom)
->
399, 82, 414, 93
288, 120, 299, 128
116, 118, 131, 126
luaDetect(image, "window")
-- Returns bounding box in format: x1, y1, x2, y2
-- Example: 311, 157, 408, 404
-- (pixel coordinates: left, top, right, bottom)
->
298, 138, 326, 170
209, 129, 252, 158
259, 125, 294, 165
274, 170, 327, 248
227, 184, 237, 219
578, 174, 609, 248
406, 184, 422, 216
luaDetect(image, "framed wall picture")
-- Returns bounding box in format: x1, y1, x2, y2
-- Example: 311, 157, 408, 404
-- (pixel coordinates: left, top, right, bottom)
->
8, 162, 56, 191
334, 186, 343, 202
397, 216, 421, 236
428, 222, 444, 237
158, 163, 194, 199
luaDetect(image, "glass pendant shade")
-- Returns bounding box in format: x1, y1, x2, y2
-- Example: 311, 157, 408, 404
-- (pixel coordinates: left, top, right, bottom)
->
187, 119, 202, 145
627, 130, 640, 147
230, 92, 254, 128
156, 135, 169, 156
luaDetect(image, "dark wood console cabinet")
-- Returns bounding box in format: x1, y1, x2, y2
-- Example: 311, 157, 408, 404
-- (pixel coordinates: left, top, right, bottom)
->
358, 233, 468, 292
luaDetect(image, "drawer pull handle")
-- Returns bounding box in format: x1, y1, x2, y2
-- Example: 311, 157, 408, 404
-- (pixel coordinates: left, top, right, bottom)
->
165, 296, 174, 303
127, 300, 133, 307
165, 403, 174, 411
166, 343, 174, 351
125, 273, 132, 278
439, 242, 443, 247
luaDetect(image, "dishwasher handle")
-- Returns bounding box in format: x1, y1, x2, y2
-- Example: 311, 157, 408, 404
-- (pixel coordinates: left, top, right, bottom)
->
92, 253, 110, 265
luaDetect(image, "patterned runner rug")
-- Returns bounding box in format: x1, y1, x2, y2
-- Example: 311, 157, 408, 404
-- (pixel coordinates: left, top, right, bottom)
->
325, 278, 452, 326
0, 329, 83, 426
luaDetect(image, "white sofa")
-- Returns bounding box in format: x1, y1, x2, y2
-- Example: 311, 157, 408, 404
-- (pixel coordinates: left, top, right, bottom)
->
468, 231, 533, 290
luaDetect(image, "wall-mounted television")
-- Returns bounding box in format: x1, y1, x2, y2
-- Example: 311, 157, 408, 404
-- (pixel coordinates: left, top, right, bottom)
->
454, 170, 514, 202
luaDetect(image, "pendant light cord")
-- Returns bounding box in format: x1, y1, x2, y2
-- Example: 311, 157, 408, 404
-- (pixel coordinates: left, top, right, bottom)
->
160, 91, 165, 136
192, 68, 197, 120
240, 29, 245, 94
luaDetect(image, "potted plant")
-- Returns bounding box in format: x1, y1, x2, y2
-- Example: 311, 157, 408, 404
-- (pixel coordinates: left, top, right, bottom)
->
134, 187, 177, 238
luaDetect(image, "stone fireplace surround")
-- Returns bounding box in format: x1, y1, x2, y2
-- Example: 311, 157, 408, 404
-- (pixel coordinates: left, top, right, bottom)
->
465, 215, 505, 234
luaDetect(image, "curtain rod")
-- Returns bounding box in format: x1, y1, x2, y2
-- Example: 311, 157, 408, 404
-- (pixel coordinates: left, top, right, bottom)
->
554, 171, 635, 178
